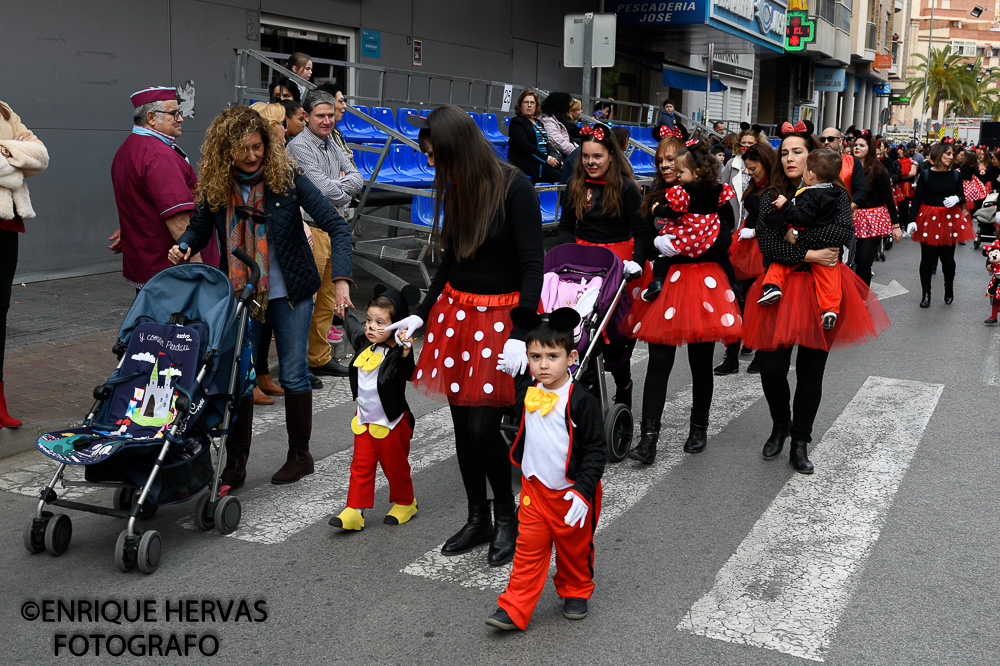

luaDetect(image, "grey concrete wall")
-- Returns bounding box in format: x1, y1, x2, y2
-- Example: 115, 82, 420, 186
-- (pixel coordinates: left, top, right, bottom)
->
10, 0, 597, 281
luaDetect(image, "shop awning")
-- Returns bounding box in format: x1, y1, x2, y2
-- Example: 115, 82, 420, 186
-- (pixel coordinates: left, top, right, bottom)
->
663, 67, 727, 92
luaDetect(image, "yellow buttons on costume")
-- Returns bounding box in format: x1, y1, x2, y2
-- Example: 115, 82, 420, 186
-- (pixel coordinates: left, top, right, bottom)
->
525, 386, 559, 416
353, 345, 384, 372
350, 414, 391, 439
522, 496, 531, 506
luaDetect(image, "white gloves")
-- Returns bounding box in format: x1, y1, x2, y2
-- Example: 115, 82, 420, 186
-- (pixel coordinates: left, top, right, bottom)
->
905, 222, 917, 236
994, 211, 1000, 225
623, 259, 643, 278
654, 234, 680, 257
496, 338, 528, 376
563, 491, 589, 528
572, 282, 601, 321
738, 227, 756, 241
943, 195, 960, 208
384, 314, 423, 346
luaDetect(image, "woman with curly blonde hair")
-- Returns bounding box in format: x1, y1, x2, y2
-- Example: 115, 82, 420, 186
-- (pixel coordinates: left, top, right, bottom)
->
170, 105, 353, 489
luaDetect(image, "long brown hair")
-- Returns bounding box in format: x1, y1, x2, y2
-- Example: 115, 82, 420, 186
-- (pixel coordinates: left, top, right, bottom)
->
0, 102, 10, 122
768, 132, 821, 199
640, 136, 684, 216
740, 141, 777, 201
195, 106, 295, 211
568, 125, 632, 219
419, 105, 518, 260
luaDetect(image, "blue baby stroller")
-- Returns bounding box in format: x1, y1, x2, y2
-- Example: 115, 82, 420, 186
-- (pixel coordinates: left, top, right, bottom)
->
23, 249, 260, 574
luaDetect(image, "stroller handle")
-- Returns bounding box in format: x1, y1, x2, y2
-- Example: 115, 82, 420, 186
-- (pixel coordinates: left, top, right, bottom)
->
231, 248, 261, 304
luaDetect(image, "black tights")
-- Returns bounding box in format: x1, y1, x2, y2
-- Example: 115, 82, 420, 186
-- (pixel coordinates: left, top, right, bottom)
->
919, 243, 957, 291
449, 404, 513, 507
757, 345, 829, 442
641, 342, 715, 423
854, 237, 880, 286
0, 230, 18, 382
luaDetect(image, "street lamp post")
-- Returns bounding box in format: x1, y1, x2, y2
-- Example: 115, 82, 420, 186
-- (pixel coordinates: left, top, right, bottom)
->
920, 0, 936, 139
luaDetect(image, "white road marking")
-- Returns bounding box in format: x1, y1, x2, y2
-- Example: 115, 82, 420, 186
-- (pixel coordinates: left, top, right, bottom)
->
869, 279, 909, 301
678, 376, 943, 662
982, 330, 1000, 386
402, 368, 766, 592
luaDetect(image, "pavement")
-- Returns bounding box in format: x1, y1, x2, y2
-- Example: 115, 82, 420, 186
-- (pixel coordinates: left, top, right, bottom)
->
3, 239, 1000, 664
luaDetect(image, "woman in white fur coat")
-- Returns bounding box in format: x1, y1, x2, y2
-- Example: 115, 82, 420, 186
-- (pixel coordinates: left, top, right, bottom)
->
0, 100, 49, 427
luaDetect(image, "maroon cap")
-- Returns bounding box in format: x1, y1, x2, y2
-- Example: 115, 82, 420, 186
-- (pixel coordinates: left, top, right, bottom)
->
130, 86, 177, 108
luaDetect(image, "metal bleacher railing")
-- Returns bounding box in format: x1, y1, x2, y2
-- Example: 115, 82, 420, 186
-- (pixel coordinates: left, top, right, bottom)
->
235, 49, 667, 289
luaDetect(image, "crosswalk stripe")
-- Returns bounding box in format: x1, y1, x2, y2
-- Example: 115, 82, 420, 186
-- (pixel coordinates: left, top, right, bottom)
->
982, 330, 1000, 386
677, 376, 943, 662
401, 367, 767, 592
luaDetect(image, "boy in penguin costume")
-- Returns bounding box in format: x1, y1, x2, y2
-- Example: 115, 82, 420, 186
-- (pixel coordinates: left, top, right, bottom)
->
487, 306, 607, 631
329, 283, 422, 530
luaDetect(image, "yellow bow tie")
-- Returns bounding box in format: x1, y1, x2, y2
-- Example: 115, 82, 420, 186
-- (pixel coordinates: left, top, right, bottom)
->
353, 345, 384, 372
525, 386, 560, 416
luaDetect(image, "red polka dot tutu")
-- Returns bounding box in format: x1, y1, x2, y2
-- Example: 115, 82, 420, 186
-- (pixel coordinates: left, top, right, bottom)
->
853, 205, 893, 239
892, 183, 904, 204
911, 205, 974, 246
412, 284, 520, 407
964, 178, 988, 203
625, 262, 743, 346
743, 263, 890, 353
728, 233, 764, 280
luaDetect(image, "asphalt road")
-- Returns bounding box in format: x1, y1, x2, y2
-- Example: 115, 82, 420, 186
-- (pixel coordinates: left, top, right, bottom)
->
2, 237, 998, 665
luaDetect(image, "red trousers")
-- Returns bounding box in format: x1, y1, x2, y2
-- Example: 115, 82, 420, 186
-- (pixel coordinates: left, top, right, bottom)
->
497, 475, 602, 630
763, 262, 842, 314
346, 413, 414, 508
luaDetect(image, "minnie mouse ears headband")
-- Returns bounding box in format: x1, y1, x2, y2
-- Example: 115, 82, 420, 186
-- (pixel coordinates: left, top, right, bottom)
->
373, 283, 422, 320
580, 124, 611, 142
510, 306, 581, 335
983, 239, 1000, 255
779, 119, 815, 138
658, 124, 684, 140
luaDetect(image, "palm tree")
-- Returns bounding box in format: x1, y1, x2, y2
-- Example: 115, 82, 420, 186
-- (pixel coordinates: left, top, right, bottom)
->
906, 46, 979, 119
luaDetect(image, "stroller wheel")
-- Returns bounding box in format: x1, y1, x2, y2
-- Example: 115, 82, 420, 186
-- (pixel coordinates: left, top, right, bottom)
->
43, 514, 72, 556
604, 403, 634, 463
214, 495, 242, 535
137, 530, 162, 574
114, 529, 137, 572
194, 494, 216, 532
23, 511, 51, 554
499, 409, 520, 449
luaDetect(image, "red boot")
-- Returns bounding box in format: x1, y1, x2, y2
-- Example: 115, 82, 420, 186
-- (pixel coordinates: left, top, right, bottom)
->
0, 381, 22, 428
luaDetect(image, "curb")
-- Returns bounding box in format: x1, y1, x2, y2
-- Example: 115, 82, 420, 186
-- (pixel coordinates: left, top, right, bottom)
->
0, 418, 79, 461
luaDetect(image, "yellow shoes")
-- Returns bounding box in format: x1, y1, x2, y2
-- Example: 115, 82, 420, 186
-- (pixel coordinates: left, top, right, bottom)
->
384, 499, 418, 525
329, 507, 365, 531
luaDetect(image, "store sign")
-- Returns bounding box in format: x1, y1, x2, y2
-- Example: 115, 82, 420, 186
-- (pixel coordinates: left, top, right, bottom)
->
361, 29, 381, 59
711, 0, 788, 50
604, 1, 707, 26
873, 53, 892, 70
814, 67, 846, 91
890, 95, 911, 106
784, 10, 815, 51
713, 53, 754, 78
875, 82, 892, 96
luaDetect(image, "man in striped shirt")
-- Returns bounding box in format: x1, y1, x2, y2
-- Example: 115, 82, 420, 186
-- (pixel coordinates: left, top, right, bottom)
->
287, 89, 363, 377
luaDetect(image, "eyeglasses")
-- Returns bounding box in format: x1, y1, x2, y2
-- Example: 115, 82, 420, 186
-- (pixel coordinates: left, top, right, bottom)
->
156, 109, 183, 120
820, 136, 839, 143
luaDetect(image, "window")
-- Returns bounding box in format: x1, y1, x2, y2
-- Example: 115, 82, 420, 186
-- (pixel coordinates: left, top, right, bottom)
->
951, 40, 978, 56
836, 2, 852, 33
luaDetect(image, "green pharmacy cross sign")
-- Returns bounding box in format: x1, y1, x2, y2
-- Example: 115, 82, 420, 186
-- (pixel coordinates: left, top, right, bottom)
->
785, 10, 815, 52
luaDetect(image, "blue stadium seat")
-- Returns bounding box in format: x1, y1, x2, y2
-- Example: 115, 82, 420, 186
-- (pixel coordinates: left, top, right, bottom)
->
397, 108, 420, 141
467, 111, 481, 127
629, 148, 656, 176
538, 190, 558, 223
481, 113, 508, 145
503, 116, 511, 126
415, 148, 435, 179
341, 105, 381, 143
411, 192, 442, 227
636, 126, 657, 148
390, 144, 432, 187
352, 148, 373, 181
368, 107, 396, 141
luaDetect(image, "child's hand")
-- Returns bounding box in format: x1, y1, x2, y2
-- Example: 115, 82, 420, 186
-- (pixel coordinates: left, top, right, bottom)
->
774, 194, 787, 209
397, 329, 414, 356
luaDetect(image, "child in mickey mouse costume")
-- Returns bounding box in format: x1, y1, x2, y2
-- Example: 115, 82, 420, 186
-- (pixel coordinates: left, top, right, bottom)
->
329, 284, 422, 531
486, 307, 606, 631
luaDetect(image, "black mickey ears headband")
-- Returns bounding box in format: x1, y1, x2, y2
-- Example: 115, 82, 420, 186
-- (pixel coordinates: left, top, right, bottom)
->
510, 306, 581, 335
373, 283, 422, 320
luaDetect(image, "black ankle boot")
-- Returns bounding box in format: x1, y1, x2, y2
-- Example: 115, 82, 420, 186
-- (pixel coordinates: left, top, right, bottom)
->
641, 280, 663, 302
627, 418, 660, 464
944, 282, 954, 304
713, 343, 739, 375
920, 290, 931, 308
789, 440, 814, 474
683, 415, 708, 453
488, 501, 518, 566
762, 422, 789, 459
441, 502, 493, 556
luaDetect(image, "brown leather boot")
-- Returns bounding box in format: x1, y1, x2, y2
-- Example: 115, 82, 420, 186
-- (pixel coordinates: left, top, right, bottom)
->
271, 390, 315, 484
257, 373, 285, 397
220, 397, 253, 490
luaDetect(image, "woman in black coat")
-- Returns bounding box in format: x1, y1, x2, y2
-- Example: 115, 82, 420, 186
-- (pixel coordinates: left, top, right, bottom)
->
507, 90, 563, 183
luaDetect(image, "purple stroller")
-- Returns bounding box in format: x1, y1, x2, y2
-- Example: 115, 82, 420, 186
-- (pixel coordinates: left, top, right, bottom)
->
502, 243, 634, 461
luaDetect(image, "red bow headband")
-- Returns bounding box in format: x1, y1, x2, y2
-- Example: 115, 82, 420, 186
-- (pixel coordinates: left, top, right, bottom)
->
685, 138, 701, 148
580, 125, 606, 141
942, 137, 955, 145
659, 124, 683, 140
780, 120, 808, 135
985, 240, 1000, 254
859, 129, 872, 139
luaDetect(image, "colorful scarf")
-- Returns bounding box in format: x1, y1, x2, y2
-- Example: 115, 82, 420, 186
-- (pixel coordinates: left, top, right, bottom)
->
227, 168, 270, 319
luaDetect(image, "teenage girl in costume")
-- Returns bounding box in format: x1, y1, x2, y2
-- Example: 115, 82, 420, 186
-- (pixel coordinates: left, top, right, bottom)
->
851, 130, 902, 286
